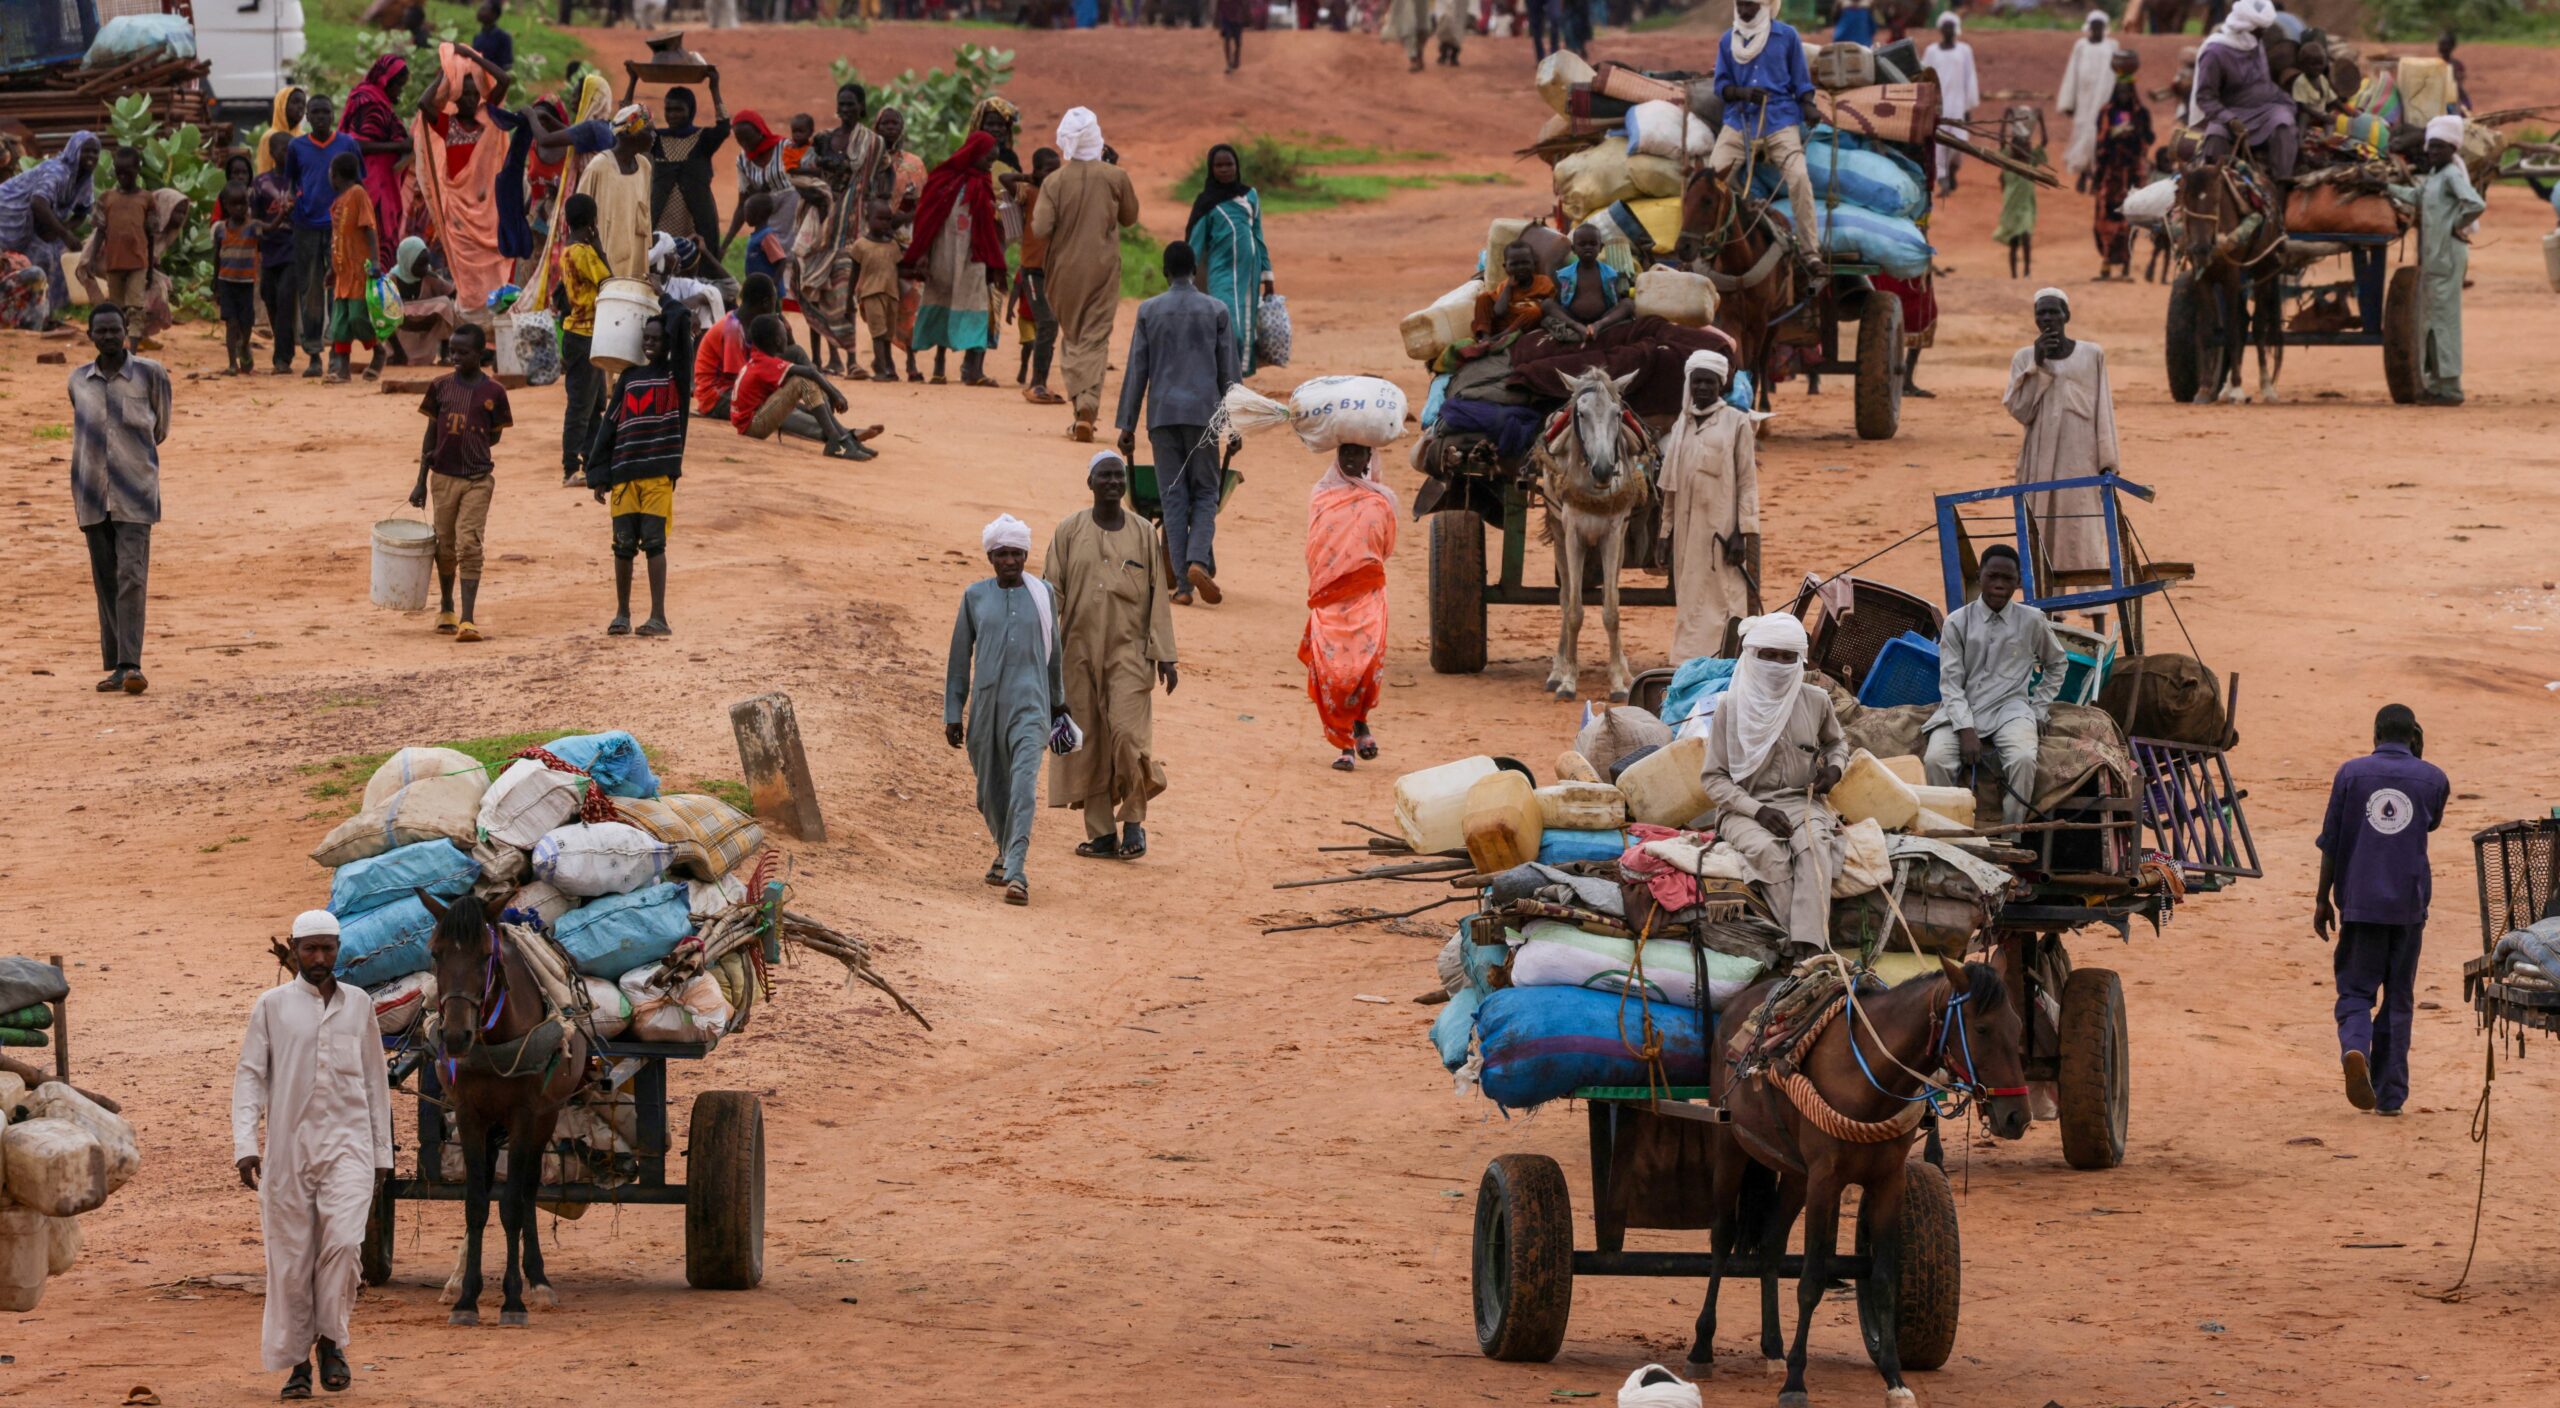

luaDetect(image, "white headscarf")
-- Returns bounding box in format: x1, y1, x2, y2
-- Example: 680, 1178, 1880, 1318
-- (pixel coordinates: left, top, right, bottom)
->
1721, 613, 1810, 784
2033, 286, 2069, 311
2084, 7, 2107, 34
2207, 0, 2274, 52
983, 514, 1032, 554
1936, 12, 1960, 36
1057, 107, 1104, 162
1728, 1, 1773, 64
2424, 114, 2466, 148
1315, 452, 1397, 508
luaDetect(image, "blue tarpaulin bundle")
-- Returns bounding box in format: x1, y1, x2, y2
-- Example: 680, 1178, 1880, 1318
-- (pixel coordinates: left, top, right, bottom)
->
554, 882, 693, 977
328, 838, 480, 920
544, 731, 661, 799
1476, 985, 1713, 1110
1660, 656, 1739, 729
337, 896, 439, 988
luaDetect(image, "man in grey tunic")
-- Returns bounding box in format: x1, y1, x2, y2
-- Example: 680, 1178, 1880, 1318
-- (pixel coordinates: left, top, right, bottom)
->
946, 513, 1069, 906
1701, 613, 1848, 951
1924, 545, 2067, 826
1115, 240, 1239, 605
2189, 0, 2296, 184
2387, 116, 2486, 406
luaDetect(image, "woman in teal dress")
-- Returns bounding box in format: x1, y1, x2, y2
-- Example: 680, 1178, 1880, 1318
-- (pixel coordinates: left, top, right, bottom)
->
1185, 144, 1275, 376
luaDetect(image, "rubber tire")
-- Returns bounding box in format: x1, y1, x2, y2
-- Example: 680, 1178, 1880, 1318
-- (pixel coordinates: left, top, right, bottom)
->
2165, 274, 2202, 405
1472, 1153, 1574, 1362
684, 1090, 766, 1290
1853, 291, 1904, 441
1857, 1155, 1961, 1373
1428, 510, 1489, 676
2381, 265, 2421, 406
360, 1183, 396, 1288
2057, 967, 2130, 1171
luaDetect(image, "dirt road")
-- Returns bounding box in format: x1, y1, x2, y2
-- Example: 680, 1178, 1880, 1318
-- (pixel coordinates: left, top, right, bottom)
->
0, 19, 2555, 1406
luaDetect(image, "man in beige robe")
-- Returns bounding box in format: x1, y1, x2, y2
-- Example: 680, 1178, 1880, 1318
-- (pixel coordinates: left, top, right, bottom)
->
579, 111, 657, 280
1030, 106, 1140, 443
1701, 613, 1847, 952
1044, 452, 1178, 858
2003, 288, 2119, 582
1656, 349, 1761, 663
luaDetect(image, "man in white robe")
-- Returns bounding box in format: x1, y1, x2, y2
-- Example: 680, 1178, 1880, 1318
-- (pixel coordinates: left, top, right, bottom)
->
2056, 10, 2123, 188
1921, 14, 1980, 193
1701, 613, 1848, 952
2002, 288, 2119, 579
1656, 349, 1762, 662
233, 911, 395, 1399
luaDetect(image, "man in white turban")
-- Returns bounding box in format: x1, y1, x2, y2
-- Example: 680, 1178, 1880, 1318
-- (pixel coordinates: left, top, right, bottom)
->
1921, 13, 1980, 193
2005, 288, 2120, 559
1700, 613, 1848, 951
2387, 114, 2486, 405
2055, 9, 2121, 187
233, 909, 393, 1399
2190, 0, 2298, 184
1031, 108, 1140, 442
1655, 349, 1762, 662
947, 513, 1068, 904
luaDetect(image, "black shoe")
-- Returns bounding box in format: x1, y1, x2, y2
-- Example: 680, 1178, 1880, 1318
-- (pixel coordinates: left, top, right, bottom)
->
1118, 824, 1147, 859
95, 668, 127, 693
280, 1363, 314, 1400
1075, 835, 1122, 859
121, 668, 148, 695
2343, 1050, 2377, 1111
301, 360, 323, 379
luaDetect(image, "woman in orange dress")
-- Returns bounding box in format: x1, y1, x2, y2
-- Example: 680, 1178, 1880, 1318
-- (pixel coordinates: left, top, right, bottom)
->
1299, 443, 1399, 771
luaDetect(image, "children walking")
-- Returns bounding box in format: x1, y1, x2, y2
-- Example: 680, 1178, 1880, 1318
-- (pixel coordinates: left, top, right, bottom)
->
586, 313, 687, 637
1994, 108, 2046, 280
211, 181, 262, 375
90, 145, 160, 339
409, 323, 512, 642
325, 152, 383, 382
848, 203, 903, 382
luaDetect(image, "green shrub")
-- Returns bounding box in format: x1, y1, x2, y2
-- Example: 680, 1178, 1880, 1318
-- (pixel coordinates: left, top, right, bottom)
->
831, 44, 1015, 170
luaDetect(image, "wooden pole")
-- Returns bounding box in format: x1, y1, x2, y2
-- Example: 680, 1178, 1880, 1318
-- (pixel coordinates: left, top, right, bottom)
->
729, 692, 826, 842
48, 954, 66, 1086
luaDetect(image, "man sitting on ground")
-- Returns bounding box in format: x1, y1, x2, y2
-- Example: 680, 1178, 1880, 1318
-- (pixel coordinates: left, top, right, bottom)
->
1923, 544, 2067, 825
728, 312, 878, 459
693, 271, 776, 419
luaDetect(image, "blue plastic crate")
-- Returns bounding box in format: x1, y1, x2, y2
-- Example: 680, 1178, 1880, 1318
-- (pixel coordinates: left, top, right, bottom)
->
1857, 632, 1943, 709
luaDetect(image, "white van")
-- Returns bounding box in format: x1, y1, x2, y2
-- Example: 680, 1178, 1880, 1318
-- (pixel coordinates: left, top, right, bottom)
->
175, 0, 306, 122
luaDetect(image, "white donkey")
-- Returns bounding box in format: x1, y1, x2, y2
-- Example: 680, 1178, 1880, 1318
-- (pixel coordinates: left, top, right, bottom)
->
1532, 367, 1658, 701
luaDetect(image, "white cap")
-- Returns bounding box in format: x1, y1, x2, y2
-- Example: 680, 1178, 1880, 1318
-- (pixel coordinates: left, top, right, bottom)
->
291, 910, 342, 939
2424, 114, 2465, 148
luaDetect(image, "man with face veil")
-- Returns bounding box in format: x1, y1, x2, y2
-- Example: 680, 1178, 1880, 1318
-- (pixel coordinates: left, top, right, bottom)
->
1030, 106, 1140, 441
1700, 613, 1847, 953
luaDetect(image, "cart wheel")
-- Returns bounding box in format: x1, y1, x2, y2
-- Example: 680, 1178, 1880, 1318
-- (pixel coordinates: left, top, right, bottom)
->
2164, 274, 2202, 405
2381, 266, 2421, 406
1856, 1155, 1961, 1372
684, 1090, 766, 1290
361, 1182, 396, 1288
1472, 1153, 1573, 1361
1853, 292, 1904, 441
2057, 967, 2130, 1171
1428, 510, 1488, 676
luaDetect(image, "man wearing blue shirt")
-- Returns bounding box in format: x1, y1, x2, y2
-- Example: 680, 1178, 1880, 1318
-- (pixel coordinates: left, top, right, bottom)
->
280, 96, 359, 377
2314, 705, 2449, 1117
1708, 0, 1826, 274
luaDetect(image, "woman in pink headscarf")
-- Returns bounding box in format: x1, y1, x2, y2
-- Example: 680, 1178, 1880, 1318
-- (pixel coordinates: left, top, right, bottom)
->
341, 54, 414, 239
411, 44, 514, 315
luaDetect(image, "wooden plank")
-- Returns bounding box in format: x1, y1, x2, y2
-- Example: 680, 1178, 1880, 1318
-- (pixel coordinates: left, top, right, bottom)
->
729, 692, 826, 842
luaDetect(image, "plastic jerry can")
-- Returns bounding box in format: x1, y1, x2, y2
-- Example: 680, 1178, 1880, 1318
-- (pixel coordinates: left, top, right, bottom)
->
1827, 749, 1921, 832
1616, 736, 1714, 827
1394, 756, 1500, 855
1462, 770, 1546, 875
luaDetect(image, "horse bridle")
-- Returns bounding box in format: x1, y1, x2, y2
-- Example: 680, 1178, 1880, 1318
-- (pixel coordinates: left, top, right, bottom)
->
1845, 985, 2028, 1119
435, 924, 510, 1081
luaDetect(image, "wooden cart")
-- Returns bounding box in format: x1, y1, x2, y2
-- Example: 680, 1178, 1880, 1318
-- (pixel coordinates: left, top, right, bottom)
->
2460, 818, 2560, 1038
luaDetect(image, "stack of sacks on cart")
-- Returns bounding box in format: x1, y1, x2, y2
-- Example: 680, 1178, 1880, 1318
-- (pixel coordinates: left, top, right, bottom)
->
0, 961, 139, 1310
1405, 683, 2133, 1110
307, 732, 770, 1189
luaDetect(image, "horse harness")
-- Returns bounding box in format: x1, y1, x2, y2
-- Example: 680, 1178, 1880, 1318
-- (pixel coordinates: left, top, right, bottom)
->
1739, 966, 2022, 1145
439, 923, 573, 1085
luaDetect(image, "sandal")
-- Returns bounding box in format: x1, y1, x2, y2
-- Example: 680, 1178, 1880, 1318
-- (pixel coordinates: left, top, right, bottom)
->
1075, 837, 1122, 859
318, 1341, 350, 1392
455, 621, 483, 643
1355, 732, 1380, 762
1003, 880, 1029, 906
607, 615, 631, 636
963, 375, 1001, 388
1333, 751, 1356, 772
279, 1365, 314, 1401
635, 618, 671, 637
1117, 824, 1147, 860
435, 611, 458, 634
1024, 386, 1064, 406
844, 366, 872, 380
984, 861, 1005, 886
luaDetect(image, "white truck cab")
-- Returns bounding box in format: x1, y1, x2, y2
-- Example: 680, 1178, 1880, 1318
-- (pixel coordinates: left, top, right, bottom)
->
185, 0, 308, 123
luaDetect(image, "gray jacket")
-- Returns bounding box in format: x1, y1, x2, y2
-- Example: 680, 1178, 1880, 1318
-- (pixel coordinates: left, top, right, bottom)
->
1116, 282, 1238, 432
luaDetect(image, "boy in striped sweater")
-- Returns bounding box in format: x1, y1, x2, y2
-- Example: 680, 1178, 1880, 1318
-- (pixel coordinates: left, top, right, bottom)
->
585, 313, 688, 637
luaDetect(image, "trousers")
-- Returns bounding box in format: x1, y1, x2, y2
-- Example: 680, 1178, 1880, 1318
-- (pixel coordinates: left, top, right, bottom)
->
258, 1154, 374, 1372
83, 519, 150, 670
2335, 921, 2422, 1111
1716, 796, 1843, 951
290, 226, 332, 358
1151, 423, 1221, 576
1708, 124, 1823, 262
1524, 0, 1553, 56
561, 331, 600, 474
1923, 716, 2041, 825
260, 260, 297, 368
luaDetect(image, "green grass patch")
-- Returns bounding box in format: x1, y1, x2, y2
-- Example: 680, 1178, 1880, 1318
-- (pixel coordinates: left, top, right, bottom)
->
33, 424, 67, 441
1121, 224, 1169, 301
1173, 135, 1514, 215
689, 778, 754, 812
294, 0, 589, 101
299, 728, 598, 812
199, 834, 253, 854
1959, 11, 2092, 31
317, 692, 380, 711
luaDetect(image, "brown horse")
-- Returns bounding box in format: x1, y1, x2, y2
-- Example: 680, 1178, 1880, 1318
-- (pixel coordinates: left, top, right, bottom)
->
1690, 959, 2032, 1406
2171, 162, 2286, 404
420, 892, 589, 1328
1678, 163, 1797, 414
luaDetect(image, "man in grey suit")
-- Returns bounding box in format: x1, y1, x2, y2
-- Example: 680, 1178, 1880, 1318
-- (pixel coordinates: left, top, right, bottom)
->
1117, 241, 1240, 606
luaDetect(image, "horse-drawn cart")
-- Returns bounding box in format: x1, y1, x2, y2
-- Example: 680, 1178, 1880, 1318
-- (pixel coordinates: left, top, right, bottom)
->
2165, 229, 2424, 405
363, 1038, 767, 1292
2461, 817, 2560, 1039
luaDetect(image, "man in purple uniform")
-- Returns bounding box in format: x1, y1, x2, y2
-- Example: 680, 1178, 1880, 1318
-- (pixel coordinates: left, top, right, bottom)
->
2314, 704, 2449, 1117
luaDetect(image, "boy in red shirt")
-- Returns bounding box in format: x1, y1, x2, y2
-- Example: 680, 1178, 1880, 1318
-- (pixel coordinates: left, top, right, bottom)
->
728, 313, 876, 460
409, 323, 512, 641
324, 152, 382, 383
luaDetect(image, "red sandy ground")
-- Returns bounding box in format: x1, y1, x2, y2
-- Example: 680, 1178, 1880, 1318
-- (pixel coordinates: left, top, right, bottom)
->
0, 17, 2555, 1406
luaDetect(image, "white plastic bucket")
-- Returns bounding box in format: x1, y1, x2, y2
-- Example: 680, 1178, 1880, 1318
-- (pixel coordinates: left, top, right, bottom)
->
371, 518, 437, 612
2544, 229, 2560, 295
491, 312, 524, 377
590, 277, 656, 374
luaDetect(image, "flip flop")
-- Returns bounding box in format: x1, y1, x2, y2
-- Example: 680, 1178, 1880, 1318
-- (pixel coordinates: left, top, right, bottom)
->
1333, 751, 1356, 772
279, 1366, 313, 1401
1024, 387, 1064, 405
635, 619, 671, 637
607, 616, 631, 636
1356, 733, 1380, 762
963, 376, 1001, 388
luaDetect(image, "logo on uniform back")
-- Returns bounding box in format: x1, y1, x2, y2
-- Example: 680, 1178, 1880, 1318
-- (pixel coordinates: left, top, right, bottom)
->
2367, 787, 2415, 836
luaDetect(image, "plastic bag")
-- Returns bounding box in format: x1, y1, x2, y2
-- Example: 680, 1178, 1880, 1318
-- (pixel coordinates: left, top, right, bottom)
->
82, 14, 195, 68
371, 971, 437, 1034
1256, 291, 1292, 368
620, 965, 734, 1044
367, 274, 404, 341
543, 730, 660, 799
532, 821, 674, 897
512, 307, 562, 386
1618, 1364, 1703, 1408
1214, 375, 1408, 454
478, 758, 591, 850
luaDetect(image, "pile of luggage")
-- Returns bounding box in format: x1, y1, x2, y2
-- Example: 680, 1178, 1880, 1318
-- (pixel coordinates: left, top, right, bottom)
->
307, 732, 773, 1188
0, 960, 138, 1311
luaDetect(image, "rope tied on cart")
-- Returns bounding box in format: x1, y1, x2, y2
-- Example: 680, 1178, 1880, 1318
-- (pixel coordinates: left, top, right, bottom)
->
1613, 909, 1673, 1103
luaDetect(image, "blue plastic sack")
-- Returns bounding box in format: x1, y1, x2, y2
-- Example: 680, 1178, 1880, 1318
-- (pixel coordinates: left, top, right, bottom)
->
83, 15, 195, 69
1825, 127, 1931, 196
543, 731, 660, 799
337, 896, 438, 988
1476, 985, 1713, 1110
1725, 370, 1755, 414
1538, 829, 1632, 865
329, 839, 480, 921
1762, 200, 1934, 279
1753, 132, 1925, 221
1660, 656, 1739, 728
554, 882, 693, 977
1421, 372, 1451, 429
1431, 986, 1482, 1071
